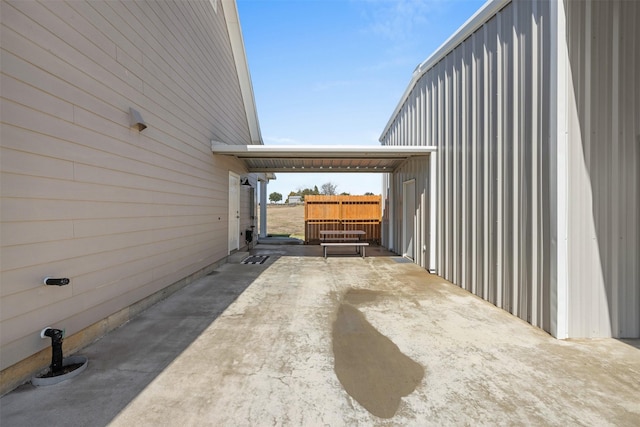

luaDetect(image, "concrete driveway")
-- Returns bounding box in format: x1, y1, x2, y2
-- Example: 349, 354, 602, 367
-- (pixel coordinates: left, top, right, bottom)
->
2, 244, 639, 426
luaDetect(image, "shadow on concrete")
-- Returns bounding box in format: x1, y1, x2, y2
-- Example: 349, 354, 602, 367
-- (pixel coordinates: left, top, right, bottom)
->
0, 254, 268, 427
2, 245, 639, 426
1, 244, 397, 426
257, 236, 304, 245
618, 339, 640, 350
252, 242, 398, 258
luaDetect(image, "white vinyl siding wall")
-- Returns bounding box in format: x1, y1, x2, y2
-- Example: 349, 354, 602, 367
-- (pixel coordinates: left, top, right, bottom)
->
1, 0, 253, 370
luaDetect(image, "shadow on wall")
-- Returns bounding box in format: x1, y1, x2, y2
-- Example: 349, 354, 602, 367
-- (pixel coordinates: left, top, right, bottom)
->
566, 0, 640, 338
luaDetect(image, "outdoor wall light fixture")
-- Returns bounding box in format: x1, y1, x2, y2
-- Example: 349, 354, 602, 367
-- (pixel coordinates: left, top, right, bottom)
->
43, 277, 70, 286
241, 177, 252, 186
129, 107, 147, 132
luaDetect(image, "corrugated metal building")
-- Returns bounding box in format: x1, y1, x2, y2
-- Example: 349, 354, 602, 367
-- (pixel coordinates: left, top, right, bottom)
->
380, 0, 639, 339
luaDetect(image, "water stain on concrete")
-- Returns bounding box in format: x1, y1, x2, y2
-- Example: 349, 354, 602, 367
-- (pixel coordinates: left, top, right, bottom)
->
343, 288, 380, 305
332, 301, 424, 419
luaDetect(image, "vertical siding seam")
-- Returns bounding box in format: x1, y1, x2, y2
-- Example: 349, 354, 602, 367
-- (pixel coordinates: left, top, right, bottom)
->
461, 41, 468, 291
530, 0, 540, 327
489, 16, 498, 305
610, 0, 620, 336
496, 12, 504, 308
552, 0, 569, 338
511, 2, 520, 317
452, 50, 459, 285
470, 36, 477, 295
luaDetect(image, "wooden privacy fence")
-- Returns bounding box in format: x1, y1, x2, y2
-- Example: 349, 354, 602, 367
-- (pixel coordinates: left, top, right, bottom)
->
304, 195, 381, 244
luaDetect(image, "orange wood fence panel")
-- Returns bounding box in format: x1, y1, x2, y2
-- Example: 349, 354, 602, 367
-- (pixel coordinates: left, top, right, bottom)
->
304, 195, 381, 243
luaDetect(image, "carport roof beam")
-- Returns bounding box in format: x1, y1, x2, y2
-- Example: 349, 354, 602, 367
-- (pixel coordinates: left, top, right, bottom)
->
211, 144, 437, 173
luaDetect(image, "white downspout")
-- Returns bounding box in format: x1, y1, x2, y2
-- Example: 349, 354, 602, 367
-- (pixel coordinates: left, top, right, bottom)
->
429, 153, 437, 273
389, 173, 395, 252
259, 179, 268, 238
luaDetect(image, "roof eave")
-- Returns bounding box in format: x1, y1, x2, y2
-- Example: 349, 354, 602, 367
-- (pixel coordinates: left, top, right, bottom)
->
211, 144, 436, 158
211, 144, 436, 173
222, 0, 263, 145
379, 0, 511, 142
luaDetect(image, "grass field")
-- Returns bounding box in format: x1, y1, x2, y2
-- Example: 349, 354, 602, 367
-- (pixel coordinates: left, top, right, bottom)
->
257, 204, 305, 239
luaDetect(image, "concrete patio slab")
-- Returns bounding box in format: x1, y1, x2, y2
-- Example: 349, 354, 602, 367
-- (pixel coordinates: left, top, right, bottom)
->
1, 244, 639, 426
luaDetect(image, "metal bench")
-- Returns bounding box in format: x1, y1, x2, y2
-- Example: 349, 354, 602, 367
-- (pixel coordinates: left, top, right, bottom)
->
320, 237, 360, 241
321, 242, 369, 258
320, 230, 368, 258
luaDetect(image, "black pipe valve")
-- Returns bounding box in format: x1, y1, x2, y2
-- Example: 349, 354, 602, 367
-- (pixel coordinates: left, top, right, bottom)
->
41, 328, 64, 374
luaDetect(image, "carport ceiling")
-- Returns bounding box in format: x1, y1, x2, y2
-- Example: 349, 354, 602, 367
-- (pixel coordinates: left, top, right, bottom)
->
211, 144, 436, 173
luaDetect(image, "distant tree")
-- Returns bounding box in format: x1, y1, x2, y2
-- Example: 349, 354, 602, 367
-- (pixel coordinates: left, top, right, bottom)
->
300, 187, 316, 200
269, 192, 282, 203
340, 192, 350, 196
364, 192, 375, 196
289, 186, 320, 202
320, 182, 337, 195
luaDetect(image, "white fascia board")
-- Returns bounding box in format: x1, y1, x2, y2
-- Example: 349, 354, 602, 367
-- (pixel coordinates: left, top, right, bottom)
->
222, 0, 263, 145
379, 0, 511, 141
211, 144, 437, 158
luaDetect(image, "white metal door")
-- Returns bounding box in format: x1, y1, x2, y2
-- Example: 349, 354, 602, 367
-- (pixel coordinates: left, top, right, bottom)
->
228, 172, 240, 253
403, 179, 416, 260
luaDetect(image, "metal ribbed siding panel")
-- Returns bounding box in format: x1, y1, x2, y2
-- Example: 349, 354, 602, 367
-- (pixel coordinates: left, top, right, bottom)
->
381, 0, 639, 338
382, 157, 432, 269
565, 0, 640, 338
381, 0, 554, 333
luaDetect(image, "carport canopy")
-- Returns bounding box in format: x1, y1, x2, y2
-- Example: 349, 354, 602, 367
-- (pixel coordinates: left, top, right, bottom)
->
211, 143, 437, 173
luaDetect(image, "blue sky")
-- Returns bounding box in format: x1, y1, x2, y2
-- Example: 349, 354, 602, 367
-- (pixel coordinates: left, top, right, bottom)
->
236, 0, 486, 199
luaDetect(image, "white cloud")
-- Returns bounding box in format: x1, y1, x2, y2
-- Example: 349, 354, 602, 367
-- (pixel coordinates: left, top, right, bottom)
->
356, 0, 439, 42
358, 55, 415, 73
